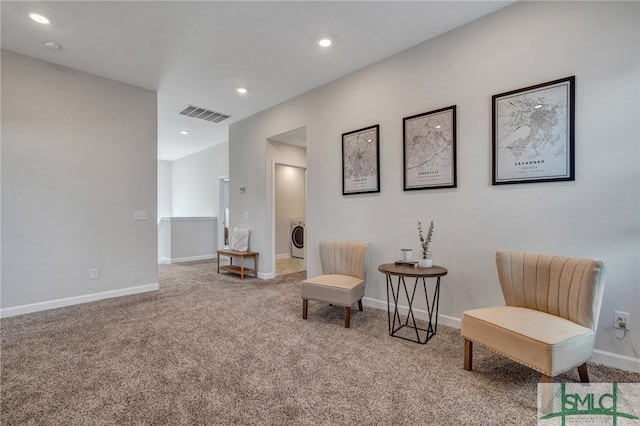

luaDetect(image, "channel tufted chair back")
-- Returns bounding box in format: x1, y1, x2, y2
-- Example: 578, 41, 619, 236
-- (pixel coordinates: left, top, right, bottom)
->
319, 240, 369, 280
496, 250, 606, 330
462, 249, 606, 389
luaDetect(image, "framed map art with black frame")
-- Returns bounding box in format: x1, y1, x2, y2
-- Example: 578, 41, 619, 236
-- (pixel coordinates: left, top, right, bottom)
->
403, 105, 457, 191
492, 76, 575, 185
342, 124, 380, 195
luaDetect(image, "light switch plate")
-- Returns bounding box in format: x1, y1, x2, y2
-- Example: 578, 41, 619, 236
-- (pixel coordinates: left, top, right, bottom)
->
133, 210, 148, 220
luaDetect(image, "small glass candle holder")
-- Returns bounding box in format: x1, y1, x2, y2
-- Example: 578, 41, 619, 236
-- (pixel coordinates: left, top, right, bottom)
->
401, 249, 413, 262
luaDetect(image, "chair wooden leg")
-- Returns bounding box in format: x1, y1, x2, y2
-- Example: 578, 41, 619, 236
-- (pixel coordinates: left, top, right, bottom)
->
464, 339, 473, 371
302, 299, 308, 319
344, 306, 351, 328
358, 300, 363, 311
540, 374, 555, 416
577, 363, 589, 383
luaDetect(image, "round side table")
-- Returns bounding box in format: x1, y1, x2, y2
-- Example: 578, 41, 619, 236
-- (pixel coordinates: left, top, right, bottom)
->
378, 263, 448, 344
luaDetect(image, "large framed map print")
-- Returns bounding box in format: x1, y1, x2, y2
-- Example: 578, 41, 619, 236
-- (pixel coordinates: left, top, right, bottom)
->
342, 124, 380, 195
403, 106, 457, 191
492, 76, 575, 185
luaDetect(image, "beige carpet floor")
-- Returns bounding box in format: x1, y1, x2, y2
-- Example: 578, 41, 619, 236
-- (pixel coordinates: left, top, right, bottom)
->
1, 260, 638, 425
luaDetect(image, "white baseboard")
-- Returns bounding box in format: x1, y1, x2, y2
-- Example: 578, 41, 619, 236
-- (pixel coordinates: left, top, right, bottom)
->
362, 296, 639, 373
259, 272, 275, 279
161, 254, 216, 264
0, 283, 160, 318
592, 349, 640, 373
275, 253, 291, 260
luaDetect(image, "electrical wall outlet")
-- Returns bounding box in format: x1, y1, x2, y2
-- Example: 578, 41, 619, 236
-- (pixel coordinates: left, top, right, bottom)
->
614, 311, 630, 330
90, 268, 100, 280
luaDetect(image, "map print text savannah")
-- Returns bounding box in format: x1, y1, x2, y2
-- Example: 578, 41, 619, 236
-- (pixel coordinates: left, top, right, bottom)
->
495, 82, 570, 182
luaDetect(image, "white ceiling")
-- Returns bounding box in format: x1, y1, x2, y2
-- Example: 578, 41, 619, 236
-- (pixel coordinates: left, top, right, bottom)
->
1, 1, 513, 161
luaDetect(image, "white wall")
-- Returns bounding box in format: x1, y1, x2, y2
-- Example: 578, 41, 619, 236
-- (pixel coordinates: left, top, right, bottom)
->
1, 50, 158, 315
157, 160, 172, 222
157, 159, 172, 262
171, 143, 229, 217
229, 2, 639, 371
275, 164, 306, 256
158, 217, 217, 263
157, 142, 228, 263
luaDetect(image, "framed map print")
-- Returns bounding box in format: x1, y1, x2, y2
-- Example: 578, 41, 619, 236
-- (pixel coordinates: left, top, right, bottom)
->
492, 76, 575, 185
403, 106, 457, 191
342, 124, 380, 195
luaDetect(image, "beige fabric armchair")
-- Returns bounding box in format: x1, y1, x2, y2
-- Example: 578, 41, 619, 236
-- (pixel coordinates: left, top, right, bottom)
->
301, 240, 370, 328
461, 250, 607, 384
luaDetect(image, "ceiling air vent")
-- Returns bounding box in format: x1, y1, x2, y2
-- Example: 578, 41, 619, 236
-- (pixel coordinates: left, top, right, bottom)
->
178, 105, 230, 123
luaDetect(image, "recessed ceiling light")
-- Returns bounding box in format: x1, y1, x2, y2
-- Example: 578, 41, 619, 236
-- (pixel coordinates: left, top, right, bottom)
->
236, 88, 248, 94
29, 13, 50, 24
317, 37, 332, 48
180, 130, 189, 135
534, 104, 543, 109
44, 41, 61, 51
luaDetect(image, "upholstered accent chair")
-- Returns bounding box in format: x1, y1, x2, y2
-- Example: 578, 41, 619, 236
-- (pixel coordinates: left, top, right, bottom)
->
461, 250, 607, 385
301, 240, 370, 328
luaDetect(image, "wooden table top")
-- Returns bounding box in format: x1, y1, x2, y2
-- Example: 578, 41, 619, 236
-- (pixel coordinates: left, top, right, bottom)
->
378, 263, 448, 277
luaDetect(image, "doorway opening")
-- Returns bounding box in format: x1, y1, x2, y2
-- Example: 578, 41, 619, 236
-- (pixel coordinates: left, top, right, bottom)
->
274, 163, 306, 276
268, 126, 307, 277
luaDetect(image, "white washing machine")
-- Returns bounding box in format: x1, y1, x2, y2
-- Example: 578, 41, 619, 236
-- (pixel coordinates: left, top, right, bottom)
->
291, 220, 305, 259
